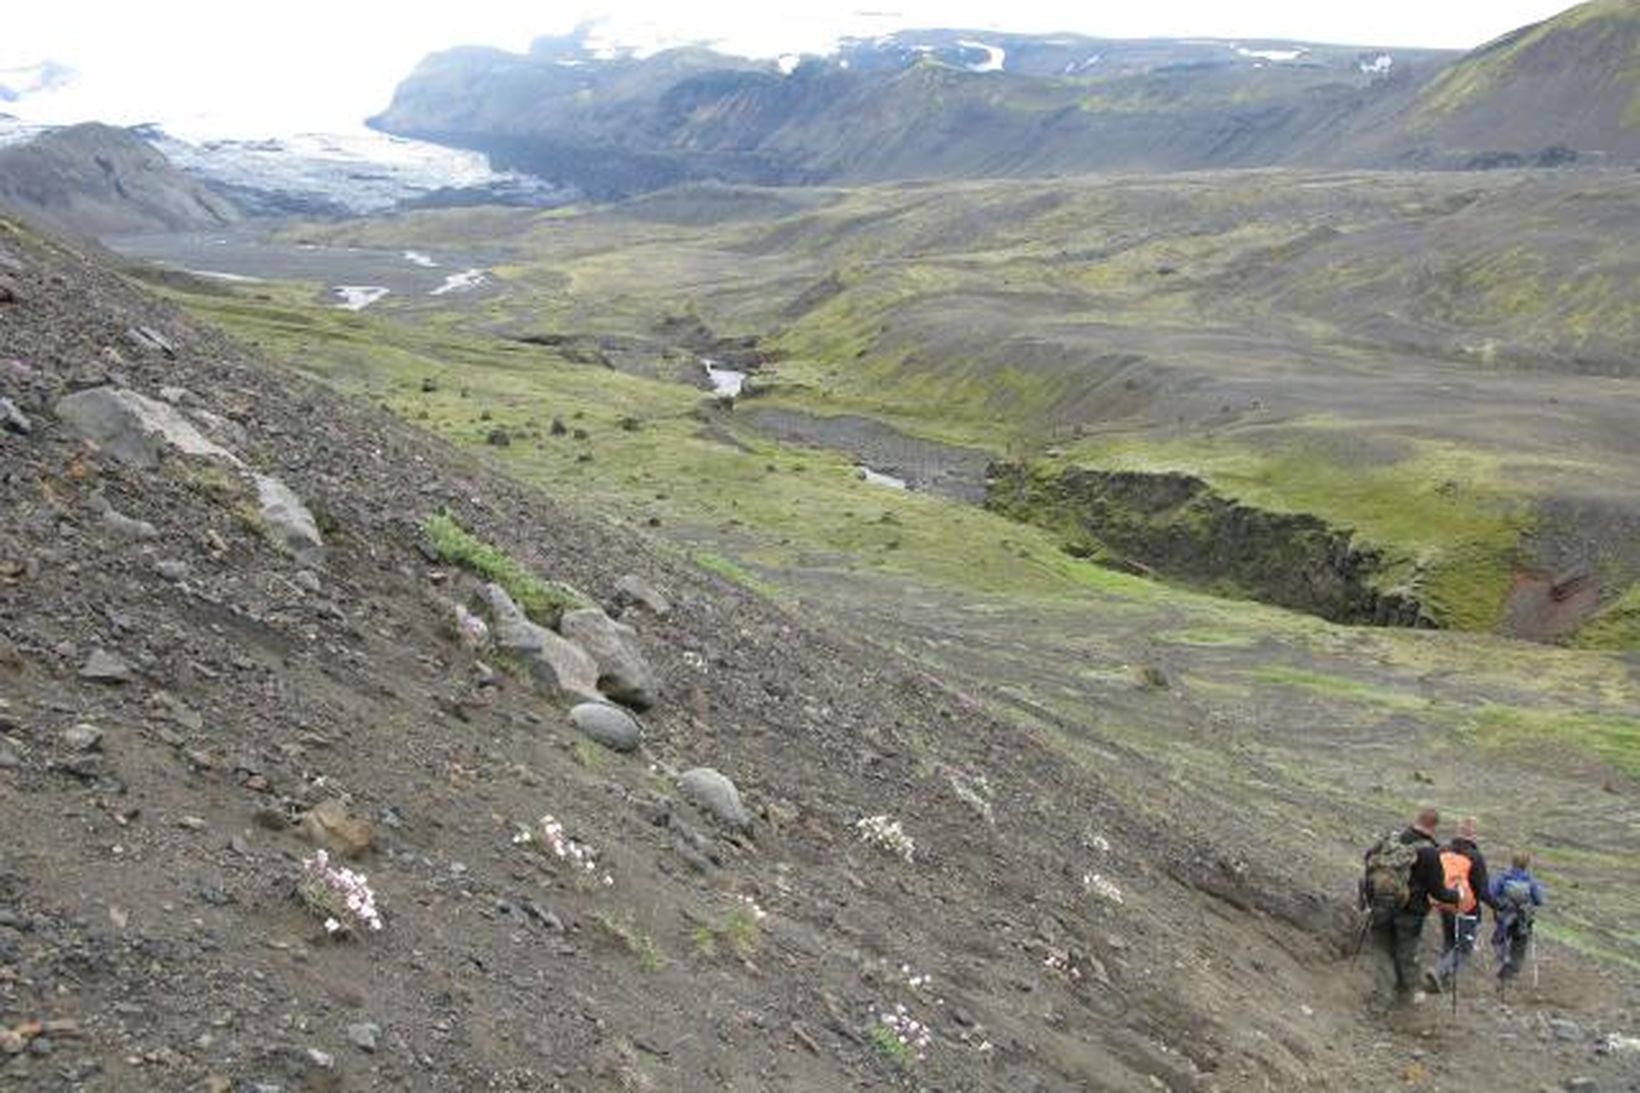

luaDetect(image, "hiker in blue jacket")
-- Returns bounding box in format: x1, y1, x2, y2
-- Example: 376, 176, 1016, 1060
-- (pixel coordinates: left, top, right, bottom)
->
1488, 850, 1546, 982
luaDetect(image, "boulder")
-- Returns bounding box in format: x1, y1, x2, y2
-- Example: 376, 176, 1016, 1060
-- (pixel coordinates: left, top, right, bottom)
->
569, 702, 642, 753
101, 507, 159, 540
679, 767, 751, 832
54, 386, 240, 468
613, 574, 671, 617
478, 584, 600, 699
299, 799, 374, 859
559, 607, 658, 711
253, 475, 324, 564
79, 649, 133, 684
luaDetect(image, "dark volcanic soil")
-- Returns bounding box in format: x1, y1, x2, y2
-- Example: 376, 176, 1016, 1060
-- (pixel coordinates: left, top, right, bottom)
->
2, 216, 1638, 1092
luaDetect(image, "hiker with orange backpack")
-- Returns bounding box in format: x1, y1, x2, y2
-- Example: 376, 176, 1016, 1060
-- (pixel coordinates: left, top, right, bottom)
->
1360, 807, 1462, 1011
1426, 816, 1494, 994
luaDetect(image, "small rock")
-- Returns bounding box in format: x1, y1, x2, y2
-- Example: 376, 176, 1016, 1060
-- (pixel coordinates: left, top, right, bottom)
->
299, 799, 374, 858
347, 1022, 380, 1053
1551, 1018, 1583, 1043
294, 570, 321, 594
61, 723, 104, 752
569, 703, 642, 753
80, 649, 133, 684
0, 397, 30, 436
0, 1028, 23, 1055
156, 559, 189, 582
0, 273, 17, 303
177, 816, 208, 831
679, 767, 751, 832
254, 806, 291, 831
102, 508, 159, 540
1564, 1079, 1599, 1093
306, 1047, 334, 1069
486, 427, 510, 447
613, 574, 671, 617
0, 739, 20, 768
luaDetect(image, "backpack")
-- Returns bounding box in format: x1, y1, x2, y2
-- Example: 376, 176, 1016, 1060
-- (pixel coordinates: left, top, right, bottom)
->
1362, 831, 1419, 915
1434, 849, 1476, 914
1500, 877, 1536, 932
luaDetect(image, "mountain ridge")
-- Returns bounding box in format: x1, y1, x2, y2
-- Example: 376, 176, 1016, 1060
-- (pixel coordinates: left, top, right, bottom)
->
370, 4, 1640, 196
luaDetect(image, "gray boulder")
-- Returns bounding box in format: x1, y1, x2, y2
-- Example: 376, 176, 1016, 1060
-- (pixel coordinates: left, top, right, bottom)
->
54, 386, 239, 468
478, 584, 600, 700
679, 767, 751, 832
569, 703, 642, 753
614, 574, 671, 617
80, 649, 133, 684
560, 607, 657, 711
253, 475, 324, 564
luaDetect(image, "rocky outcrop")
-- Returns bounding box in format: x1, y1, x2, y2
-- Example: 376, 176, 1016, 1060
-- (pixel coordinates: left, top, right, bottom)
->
0, 122, 240, 237
986, 462, 1434, 628
54, 386, 239, 468
253, 474, 324, 565
560, 607, 658, 710
478, 583, 601, 700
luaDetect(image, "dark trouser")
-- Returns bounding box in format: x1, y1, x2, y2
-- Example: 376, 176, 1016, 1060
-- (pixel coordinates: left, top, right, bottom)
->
1369, 909, 1427, 1009
1495, 917, 1532, 980
1435, 911, 1480, 985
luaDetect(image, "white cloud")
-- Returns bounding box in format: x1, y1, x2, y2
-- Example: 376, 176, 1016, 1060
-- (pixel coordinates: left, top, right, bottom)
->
1, 1, 1579, 137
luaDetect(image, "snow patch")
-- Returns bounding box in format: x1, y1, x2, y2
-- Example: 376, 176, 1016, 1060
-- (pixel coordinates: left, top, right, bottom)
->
333, 286, 388, 311
957, 39, 1006, 73
1359, 53, 1394, 76
1235, 45, 1307, 63
702, 359, 746, 398
857, 466, 908, 490
777, 54, 801, 75
186, 269, 263, 283
429, 269, 488, 297
403, 251, 438, 268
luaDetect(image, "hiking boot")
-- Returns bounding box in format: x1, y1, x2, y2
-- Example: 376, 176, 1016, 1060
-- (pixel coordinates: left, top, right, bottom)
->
1423, 970, 1444, 994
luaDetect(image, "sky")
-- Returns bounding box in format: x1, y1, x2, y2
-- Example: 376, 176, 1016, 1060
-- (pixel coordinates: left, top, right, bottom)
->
0, 0, 1579, 139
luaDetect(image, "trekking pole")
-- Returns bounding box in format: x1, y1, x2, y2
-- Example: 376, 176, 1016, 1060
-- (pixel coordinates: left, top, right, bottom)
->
1348, 912, 1371, 968
1530, 931, 1539, 990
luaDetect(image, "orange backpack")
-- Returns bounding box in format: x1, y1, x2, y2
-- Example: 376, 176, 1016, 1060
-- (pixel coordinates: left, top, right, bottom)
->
1436, 849, 1476, 914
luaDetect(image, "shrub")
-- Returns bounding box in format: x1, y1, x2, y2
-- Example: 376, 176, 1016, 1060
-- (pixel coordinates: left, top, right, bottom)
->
422, 512, 584, 625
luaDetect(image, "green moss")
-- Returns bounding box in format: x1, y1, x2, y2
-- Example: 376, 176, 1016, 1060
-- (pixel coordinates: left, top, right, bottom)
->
1574, 585, 1640, 651
1249, 665, 1430, 711
1469, 704, 1640, 778
422, 511, 585, 625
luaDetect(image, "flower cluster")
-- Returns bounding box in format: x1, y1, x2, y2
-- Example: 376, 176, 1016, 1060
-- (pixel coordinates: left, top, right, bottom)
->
900, 963, 932, 991
298, 850, 383, 936
453, 604, 489, 648
515, 815, 612, 885
1043, 948, 1082, 981
876, 1004, 933, 1062
856, 815, 915, 862
1083, 872, 1124, 905
738, 894, 768, 922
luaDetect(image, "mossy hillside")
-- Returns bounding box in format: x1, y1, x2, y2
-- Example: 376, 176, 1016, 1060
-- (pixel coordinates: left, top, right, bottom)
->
1574, 585, 1640, 650
165, 280, 1185, 606
1025, 430, 1534, 632
1413, 0, 1640, 120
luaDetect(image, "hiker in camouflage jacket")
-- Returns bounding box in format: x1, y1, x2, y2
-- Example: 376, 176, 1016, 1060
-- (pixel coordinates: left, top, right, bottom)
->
1363, 808, 1460, 1011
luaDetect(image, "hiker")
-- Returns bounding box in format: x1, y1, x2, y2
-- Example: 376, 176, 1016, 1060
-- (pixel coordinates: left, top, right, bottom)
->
1360, 807, 1461, 1011
1427, 815, 1493, 994
1489, 851, 1547, 982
